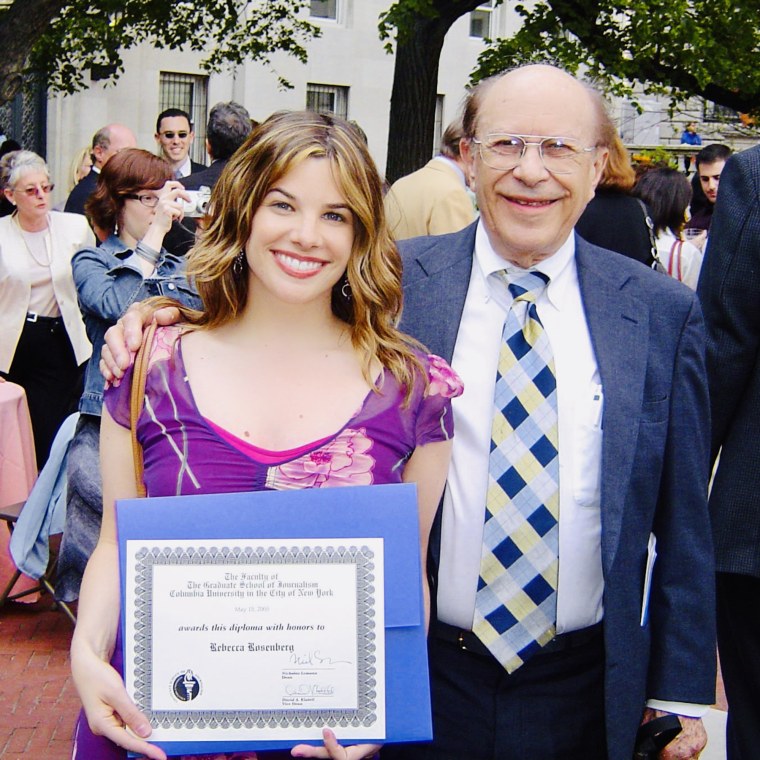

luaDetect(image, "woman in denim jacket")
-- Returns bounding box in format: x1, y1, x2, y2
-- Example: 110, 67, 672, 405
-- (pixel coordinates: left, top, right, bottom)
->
57, 148, 201, 602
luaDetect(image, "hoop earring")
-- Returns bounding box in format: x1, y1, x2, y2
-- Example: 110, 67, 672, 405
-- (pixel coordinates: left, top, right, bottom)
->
341, 278, 352, 301
232, 250, 245, 277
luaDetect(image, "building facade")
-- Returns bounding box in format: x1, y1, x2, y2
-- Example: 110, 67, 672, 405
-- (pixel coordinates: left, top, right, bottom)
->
45, 1, 516, 208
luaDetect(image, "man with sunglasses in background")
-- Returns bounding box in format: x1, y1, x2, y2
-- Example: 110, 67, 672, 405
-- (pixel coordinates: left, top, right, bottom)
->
154, 108, 205, 179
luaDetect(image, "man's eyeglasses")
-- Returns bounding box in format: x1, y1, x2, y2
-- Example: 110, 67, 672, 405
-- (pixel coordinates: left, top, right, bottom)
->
472, 134, 598, 175
159, 131, 190, 140
14, 183, 55, 196
123, 193, 160, 208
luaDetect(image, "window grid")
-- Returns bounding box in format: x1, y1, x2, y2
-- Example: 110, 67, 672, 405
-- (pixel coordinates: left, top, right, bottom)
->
310, 0, 337, 19
470, 1, 495, 38
434, 96, 444, 158
306, 83, 349, 120
703, 102, 740, 124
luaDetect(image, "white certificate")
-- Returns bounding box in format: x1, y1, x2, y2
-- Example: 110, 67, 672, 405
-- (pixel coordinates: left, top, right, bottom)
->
123, 538, 386, 743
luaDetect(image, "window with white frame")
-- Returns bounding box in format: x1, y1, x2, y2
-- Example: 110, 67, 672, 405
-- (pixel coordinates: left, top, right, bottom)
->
306, 83, 349, 119
158, 71, 208, 165
470, 1, 495, 38
434, 96, 445, 157
310, 0, 338, 19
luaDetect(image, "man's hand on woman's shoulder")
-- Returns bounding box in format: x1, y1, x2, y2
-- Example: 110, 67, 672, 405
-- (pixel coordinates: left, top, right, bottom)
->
99, 302, 182, 382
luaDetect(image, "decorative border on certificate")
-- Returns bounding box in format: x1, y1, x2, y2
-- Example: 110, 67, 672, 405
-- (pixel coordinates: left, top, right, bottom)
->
129, 543, 379, 731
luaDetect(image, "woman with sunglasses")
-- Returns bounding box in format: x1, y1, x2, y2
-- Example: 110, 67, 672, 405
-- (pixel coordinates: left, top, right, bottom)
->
57, 148, 201, 603
0, 150, 94, 469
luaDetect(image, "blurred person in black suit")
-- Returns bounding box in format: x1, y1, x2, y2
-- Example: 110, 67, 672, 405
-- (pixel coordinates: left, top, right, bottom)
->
181, 101, 253, 191
698, 144, 760, 760
164, 102, 253, 255
576, 131, 654, 265
64, 124, 137, 231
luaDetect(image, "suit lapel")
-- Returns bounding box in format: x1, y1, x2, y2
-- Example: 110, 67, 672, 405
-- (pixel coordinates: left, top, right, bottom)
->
576, 239, 650, 574
400, 223, 476, 362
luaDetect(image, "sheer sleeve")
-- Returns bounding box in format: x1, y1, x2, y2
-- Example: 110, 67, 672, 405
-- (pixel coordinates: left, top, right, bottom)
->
414, 354, 464, 447
103, 359, 136, 429
103, 326, 182, 429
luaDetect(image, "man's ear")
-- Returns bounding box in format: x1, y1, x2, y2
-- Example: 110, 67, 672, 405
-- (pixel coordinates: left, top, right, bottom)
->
460, 137, 477, 191
590, 147, 609, 190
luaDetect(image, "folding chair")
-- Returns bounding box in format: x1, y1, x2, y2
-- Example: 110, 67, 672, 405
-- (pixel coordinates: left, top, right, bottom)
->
0, 499, 76, 624
0, 413, 80, 625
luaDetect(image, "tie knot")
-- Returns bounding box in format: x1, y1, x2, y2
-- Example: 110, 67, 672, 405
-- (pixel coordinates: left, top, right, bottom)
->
503, 271, 549, 303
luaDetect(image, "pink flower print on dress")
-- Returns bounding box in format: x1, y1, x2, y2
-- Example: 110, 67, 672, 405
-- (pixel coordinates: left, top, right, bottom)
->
266, 427, 375, 490
426, 354, 464, 398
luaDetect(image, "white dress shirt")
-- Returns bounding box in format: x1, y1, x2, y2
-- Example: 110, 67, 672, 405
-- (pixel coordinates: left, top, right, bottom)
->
438, 222, 604, 634
174, 155, 193, 178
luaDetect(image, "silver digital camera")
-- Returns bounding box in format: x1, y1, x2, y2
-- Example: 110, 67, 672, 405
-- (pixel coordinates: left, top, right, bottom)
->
181, 186, 212, 218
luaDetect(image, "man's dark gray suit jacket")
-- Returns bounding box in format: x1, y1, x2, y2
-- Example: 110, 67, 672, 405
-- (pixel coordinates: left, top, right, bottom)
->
397, 223, 716, 759
699, 145, 760, 578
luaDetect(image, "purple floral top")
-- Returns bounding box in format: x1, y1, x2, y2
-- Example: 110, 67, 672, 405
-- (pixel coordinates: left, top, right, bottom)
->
105, 326, 463, 497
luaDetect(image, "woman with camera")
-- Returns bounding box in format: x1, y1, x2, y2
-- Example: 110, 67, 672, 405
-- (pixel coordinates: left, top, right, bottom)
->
57, 148, 201, 603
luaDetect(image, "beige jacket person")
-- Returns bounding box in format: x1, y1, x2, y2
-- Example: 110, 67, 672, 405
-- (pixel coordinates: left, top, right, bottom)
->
0, 211, 93, 372
384, 157, 475, 240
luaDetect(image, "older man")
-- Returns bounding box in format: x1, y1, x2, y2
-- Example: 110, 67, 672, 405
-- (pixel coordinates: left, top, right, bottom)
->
64, 123, 137, 216
388, 65, 715, 760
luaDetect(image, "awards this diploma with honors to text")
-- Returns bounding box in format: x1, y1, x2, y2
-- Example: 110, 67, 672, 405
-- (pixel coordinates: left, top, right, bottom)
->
117, 484, 432, 756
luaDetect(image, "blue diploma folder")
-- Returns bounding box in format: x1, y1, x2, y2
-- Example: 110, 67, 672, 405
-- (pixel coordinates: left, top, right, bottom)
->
117, 482, 432, 756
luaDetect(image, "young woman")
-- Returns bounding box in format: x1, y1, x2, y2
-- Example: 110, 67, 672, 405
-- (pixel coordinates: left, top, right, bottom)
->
71, 111, 462, 760
633, 167, 704, 289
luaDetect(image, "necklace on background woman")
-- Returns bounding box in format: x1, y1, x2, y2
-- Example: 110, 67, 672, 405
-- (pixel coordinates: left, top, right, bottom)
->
14, 213, 52, 267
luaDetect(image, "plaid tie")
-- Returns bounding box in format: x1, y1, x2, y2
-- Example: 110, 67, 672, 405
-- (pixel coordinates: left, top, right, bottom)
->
473, 270, 559, 673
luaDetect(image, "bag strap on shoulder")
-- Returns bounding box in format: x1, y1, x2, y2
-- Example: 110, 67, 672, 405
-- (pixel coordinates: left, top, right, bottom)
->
667, 239, 684, 281
129, 321, 158, 498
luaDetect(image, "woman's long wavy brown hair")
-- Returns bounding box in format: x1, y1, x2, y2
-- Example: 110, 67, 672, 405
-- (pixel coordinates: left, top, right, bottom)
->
163, 110, 424, 397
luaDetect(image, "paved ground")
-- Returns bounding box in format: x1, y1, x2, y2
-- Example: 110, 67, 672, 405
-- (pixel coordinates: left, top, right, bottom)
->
0, 598, 79, 760
0, 595, 731, 760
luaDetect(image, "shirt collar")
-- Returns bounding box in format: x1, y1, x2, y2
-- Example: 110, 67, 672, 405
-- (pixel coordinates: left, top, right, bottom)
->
474, 219, 576, 310
175, 155, 192, 177
431, 155, 466, 186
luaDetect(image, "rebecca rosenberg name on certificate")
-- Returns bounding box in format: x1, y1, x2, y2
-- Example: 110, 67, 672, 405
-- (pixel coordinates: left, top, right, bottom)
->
123, 537, 386, 744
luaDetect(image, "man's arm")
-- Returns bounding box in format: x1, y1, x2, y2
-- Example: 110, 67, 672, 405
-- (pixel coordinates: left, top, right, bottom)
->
641, 296, 715, 759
